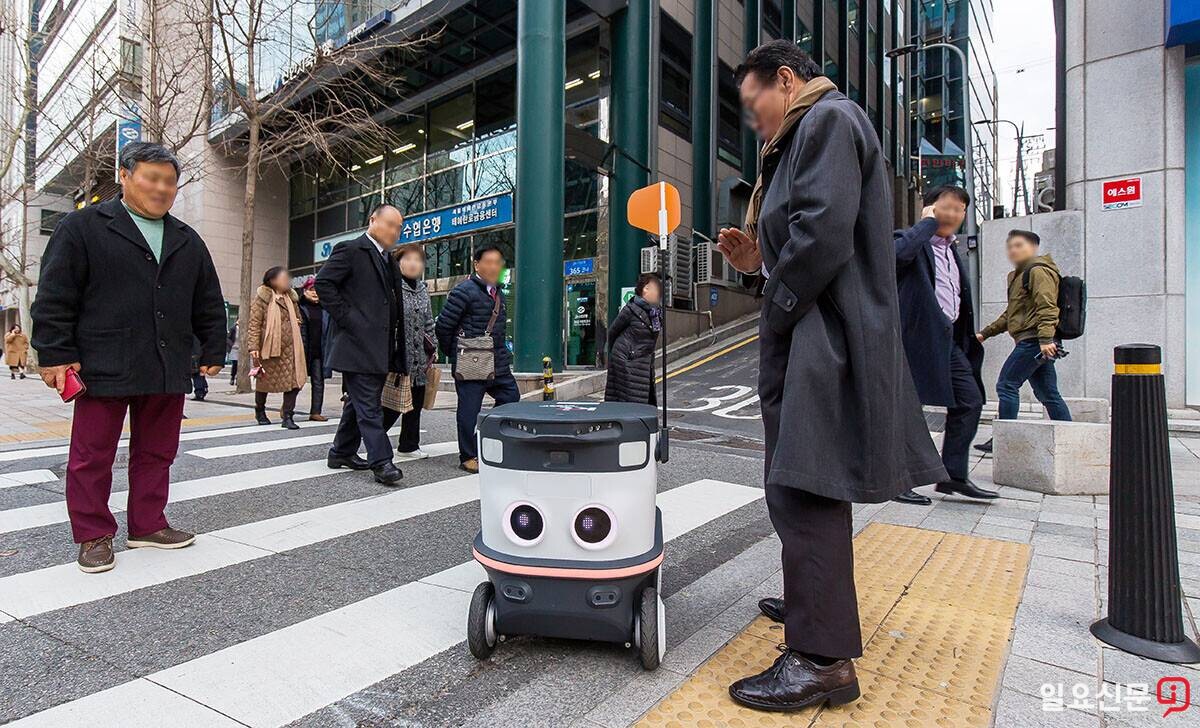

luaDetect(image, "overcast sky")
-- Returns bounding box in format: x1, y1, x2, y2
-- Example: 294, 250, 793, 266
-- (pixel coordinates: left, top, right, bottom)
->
989, 0, 1057, 212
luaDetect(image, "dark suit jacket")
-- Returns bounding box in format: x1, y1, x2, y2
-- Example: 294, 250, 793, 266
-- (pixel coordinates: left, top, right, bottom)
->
314, 234, 399, 374
31, 197, 226, 397
894, 217, 985, 407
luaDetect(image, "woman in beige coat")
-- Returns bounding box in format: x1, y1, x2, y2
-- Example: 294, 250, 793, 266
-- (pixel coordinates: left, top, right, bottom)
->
247, 267, 307, 429
5, 324, 29, 379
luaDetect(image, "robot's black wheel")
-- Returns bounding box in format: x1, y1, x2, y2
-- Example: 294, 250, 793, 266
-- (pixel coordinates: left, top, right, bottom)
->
636, 586, 663, 670
467, 581, 498, 659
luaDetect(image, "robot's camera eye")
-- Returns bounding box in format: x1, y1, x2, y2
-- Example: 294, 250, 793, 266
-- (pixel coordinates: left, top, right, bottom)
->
574, 507, 612, 545
509, 504, 544, 543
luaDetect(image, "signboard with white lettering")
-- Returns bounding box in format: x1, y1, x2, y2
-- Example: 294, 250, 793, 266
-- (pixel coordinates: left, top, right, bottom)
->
399, 193, 513, 244
564, 258, 595, 276
1101, 177, 1143, 211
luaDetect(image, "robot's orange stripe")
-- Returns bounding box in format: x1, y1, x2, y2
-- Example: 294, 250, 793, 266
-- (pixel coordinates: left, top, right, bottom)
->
472, 547, 664, 580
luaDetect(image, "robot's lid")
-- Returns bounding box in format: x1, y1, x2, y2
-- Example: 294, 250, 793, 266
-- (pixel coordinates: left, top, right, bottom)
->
480, 400, 659, 431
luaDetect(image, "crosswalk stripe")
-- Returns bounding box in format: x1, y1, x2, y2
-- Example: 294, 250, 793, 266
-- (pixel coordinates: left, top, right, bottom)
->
186, 433, 458, 460
8, 479, 764, 728
0, 419, 338, 463
0, 440, 457, 535
0, 475, 478, 622
0, 469, 56, 489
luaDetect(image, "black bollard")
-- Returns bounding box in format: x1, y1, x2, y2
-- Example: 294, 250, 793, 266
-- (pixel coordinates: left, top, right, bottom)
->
1090, 344, 1200, 663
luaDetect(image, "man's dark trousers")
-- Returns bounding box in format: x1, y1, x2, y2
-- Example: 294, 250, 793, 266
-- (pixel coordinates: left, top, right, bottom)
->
759, 317, 862, 659
943, 342, 984, 481
454, 375, 520, 462
66, 394, 185, 543
331, 372, 392, 467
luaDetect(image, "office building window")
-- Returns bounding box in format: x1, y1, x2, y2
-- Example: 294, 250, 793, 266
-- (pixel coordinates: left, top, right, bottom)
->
39, 209, 67, 235
659, 13, 692, 140
763, 0, 783, 40
717, 62, 742, 168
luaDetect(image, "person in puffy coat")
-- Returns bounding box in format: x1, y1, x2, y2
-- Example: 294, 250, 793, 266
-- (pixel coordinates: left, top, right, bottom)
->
604, 273, 662, 405
247, 266, 307, 429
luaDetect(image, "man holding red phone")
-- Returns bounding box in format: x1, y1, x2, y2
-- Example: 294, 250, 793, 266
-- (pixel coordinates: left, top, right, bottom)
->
32, 142, 226, 573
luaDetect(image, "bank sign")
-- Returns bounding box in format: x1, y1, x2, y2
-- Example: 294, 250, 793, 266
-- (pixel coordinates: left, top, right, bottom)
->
400, 193, 513, 244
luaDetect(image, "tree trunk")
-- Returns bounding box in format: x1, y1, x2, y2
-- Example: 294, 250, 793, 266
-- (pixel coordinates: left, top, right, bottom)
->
235, 118, 261, 394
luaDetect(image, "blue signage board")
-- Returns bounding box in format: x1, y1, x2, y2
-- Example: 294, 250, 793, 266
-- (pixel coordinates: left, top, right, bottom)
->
313, 228, 364, 263
709, 287, 719, 308
564, 257, 595, 276
399, 192, 513, 244
1167, 0, 1200, 46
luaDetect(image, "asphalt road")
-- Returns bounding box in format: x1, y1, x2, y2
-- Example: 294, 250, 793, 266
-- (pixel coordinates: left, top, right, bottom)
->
664, 335, 764, 441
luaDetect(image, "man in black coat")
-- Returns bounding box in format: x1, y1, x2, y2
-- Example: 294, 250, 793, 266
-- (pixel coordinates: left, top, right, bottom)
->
716, 42, 945, 712
893, 186, 996, 504
435, 243, 519, 473
31, 142, 226, 574
314, 204, 405, 486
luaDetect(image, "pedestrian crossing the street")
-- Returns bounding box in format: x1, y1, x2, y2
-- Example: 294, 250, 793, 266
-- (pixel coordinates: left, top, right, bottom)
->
0, 414, 771, 726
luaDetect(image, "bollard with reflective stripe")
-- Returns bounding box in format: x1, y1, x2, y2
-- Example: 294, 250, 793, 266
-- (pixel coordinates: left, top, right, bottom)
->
1090, 344, 1200, 663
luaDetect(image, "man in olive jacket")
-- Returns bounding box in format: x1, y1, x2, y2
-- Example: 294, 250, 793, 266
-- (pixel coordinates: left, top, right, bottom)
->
977, 229, 1072, 429
716, 41, 946, 712
32, 142, 226, 574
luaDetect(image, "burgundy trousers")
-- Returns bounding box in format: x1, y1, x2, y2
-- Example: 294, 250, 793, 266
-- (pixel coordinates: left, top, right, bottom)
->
65, 393, 185, 543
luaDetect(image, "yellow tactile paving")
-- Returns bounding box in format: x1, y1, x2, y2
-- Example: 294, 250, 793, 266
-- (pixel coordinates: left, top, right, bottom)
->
636, 524, 1031, 728
0, 413, 255, 444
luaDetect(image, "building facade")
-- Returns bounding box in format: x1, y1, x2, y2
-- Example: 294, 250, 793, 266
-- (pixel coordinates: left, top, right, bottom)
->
979, 0, 1196, 408
5, 0, 927, 370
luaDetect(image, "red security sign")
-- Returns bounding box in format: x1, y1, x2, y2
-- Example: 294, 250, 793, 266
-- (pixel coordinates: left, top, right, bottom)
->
1102, 177, 1143, 211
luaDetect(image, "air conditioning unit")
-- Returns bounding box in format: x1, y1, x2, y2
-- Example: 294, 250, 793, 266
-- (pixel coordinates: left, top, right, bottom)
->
693, 233, 711, 284
640, 245, 659, 274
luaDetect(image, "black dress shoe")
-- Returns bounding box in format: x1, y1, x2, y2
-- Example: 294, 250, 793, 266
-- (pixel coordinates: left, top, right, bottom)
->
935, 478, 998, 500
759, 597, 785, 624
327, 453, 370, 470
974, 438, 993, 454
893, 488, 932, 505
373, 462, 403, 486
280, 415, 300, 430
729, 646, 860, 712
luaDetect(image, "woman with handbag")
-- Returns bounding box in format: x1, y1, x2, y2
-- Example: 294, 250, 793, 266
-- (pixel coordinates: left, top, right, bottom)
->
247, 266, 307, 429
383, 244, 439, 460
604, 272, 663, 405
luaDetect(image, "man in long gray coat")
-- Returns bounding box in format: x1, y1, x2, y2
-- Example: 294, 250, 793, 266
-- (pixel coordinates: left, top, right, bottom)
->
716, 40, 946, 712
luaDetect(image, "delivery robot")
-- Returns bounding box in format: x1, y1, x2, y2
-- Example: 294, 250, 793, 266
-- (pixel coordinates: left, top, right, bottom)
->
466, 181, 679, 670
467, 400, 666, 669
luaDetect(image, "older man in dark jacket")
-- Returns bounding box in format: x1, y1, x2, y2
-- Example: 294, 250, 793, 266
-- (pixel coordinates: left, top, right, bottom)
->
716, 41, 945, 712
435, 243, 519, 473
32, 142, 226, 574
893, 186, 995, 505
314, 204, 405, 486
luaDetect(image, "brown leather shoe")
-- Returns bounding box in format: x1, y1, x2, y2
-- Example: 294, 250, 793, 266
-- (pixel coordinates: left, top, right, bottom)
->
127, 527, 196, 550
460, 458, 479, 474
308, 413, 328, 422
729, 646, 860, 712
78, 536, 115, 573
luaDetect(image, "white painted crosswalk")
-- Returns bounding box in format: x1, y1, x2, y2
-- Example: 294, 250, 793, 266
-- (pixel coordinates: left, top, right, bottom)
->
0, 469, 56, 489
7, 479, 762, 727
0, 418, 338, 463
0, 440, 457, 535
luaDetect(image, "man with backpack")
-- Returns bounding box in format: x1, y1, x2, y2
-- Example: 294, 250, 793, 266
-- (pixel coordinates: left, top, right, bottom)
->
975, 229, 1073, 453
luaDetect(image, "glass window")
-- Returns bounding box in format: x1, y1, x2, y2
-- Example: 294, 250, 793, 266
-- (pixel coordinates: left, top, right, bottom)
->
350, 193, 381, 229
317, 204, 346, 239
385, 118, 425, 187
564, 159, 599, 214
797, 18, 814, 54
427, 165, 472, 209
475, 150, 516, 198
447, 236, 472, 277
289, 215, 315, 268
386, 179, 425, 216
348, 156, 383, 198
659, 13, 691, 140
475, 227, 515, 267
290, 169, 316, 216
428, 91, 475, 172
563, 212, 597, 260
317, 163, 348, 208
717, 62, 742, 168
476, 67, 516, 156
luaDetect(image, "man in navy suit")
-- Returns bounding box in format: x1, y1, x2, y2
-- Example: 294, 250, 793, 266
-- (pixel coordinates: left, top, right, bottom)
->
893, 186, 995, 504
314, 204, 405, 486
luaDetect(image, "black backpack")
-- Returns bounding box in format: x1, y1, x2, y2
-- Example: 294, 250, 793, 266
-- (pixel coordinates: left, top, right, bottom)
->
1022, 263, 1086, 340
